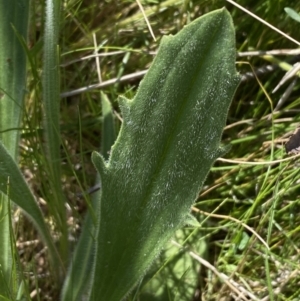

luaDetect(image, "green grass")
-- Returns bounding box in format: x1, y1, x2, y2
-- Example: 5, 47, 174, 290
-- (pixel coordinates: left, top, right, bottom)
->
4, 0, 300, 300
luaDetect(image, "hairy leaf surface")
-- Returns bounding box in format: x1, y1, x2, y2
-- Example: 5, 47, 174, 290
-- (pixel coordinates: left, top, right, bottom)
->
91, 8, 240, 300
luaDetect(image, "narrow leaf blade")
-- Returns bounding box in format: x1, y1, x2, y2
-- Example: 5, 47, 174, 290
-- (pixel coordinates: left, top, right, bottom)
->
0, 141, 62, 276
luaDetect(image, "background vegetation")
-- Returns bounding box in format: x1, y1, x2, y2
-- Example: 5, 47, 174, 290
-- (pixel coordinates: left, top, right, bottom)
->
5, 0, 300, 300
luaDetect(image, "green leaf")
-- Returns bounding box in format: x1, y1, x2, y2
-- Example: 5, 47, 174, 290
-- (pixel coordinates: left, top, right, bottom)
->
90, 8, 240, 300
284, 7, 300, 23
238, 231, 250, 251
0, 1, 29, 297
0, 141, 62, 279
140, 228, 207, 301
42, 0, 68, 264
101, 92, 116, 161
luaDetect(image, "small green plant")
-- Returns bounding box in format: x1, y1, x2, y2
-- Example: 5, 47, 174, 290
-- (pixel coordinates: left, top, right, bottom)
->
0, 3, 239, 300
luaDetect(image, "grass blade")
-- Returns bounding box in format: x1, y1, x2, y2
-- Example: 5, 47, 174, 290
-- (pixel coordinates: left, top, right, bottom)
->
42, 0, 68, 266
0, 1, 29, 297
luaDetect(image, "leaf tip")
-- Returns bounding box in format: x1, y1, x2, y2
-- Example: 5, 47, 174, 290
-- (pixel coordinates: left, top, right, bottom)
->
92, 151, 108, 178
